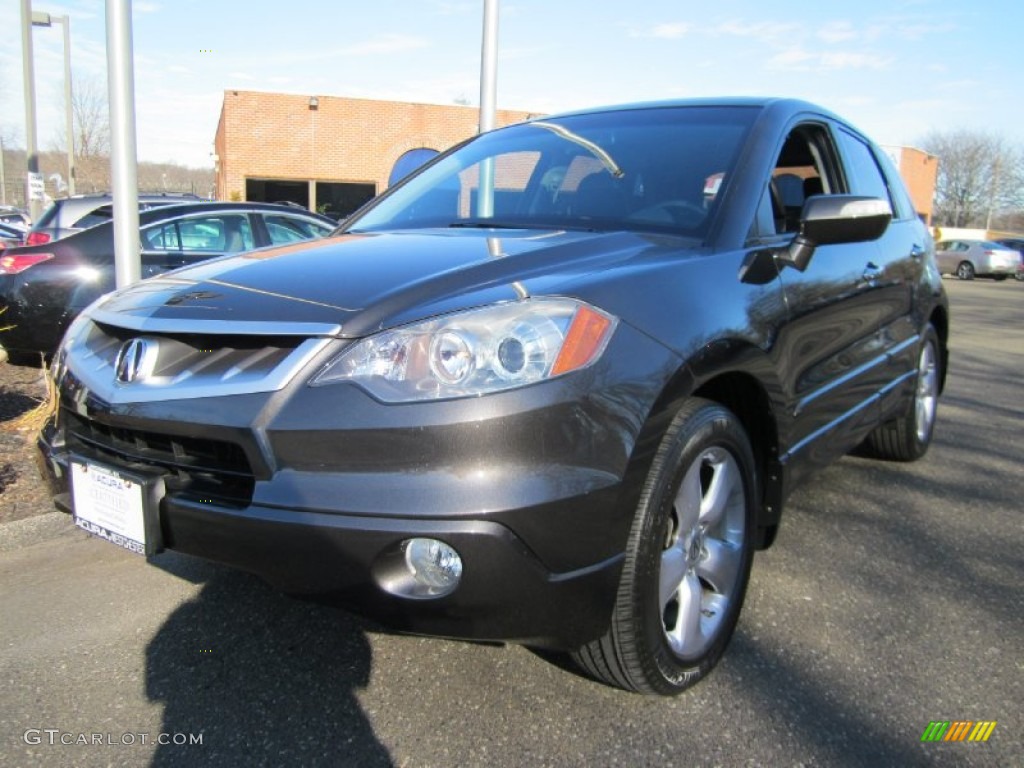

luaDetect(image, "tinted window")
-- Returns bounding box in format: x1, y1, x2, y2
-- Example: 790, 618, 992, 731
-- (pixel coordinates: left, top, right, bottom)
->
264, 215, 333, 245
350, 106, 758, 238
75, 206, 115, 229
873, 147, 917, 221
143, 214, 254, 253
836, 130, 893, 209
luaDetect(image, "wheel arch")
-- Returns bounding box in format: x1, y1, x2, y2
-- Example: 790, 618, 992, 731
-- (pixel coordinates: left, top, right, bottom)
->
692, 370, 783, 549
928, 304, 950, 395
637, 340, 785, 551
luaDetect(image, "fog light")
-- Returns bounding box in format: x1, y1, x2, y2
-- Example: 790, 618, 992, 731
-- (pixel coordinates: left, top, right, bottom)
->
404, 538, 463, 596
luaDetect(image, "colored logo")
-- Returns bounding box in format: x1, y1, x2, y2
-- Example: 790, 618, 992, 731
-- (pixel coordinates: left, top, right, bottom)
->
921, 721, 997, 742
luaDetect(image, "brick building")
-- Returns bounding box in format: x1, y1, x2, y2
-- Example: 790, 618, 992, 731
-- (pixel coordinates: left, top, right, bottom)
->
213, 90, 537, 218
881, 145, 939, 224
214, 91, 938, 224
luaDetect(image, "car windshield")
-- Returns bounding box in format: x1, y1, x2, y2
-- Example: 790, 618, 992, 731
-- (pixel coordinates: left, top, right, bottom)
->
348, 105, 757, 238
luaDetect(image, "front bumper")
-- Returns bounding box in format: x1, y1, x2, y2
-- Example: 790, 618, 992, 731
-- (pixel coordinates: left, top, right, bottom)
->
37, 324, 680, 649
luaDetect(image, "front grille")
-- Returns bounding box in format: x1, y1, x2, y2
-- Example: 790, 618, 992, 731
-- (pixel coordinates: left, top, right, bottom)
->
86, 321, 306, 386
62, 410, 255, 507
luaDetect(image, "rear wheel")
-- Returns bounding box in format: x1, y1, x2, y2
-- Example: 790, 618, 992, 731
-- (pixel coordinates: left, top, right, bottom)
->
572, 399, 756, 695
956, 261, 975, 280
860, 325, 941, 462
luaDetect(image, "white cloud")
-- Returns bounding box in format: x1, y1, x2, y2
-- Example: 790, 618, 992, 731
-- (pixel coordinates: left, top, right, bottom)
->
819, 52, 890, 70
769, 47, 889, 72
817, 21, 857, 44
715, 20, 801, 43
631, 22, 690, 40
342, 34, 430, 56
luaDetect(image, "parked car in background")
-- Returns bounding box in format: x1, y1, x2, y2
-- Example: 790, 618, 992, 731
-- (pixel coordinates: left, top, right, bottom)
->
935, 239, 1021, 280
24, 193, 205, 246
37, 98, 948, 696
994, 237, 1024, 281
0, 206, 32, 232
0, 222, 25, 250
1, 201, 336, 358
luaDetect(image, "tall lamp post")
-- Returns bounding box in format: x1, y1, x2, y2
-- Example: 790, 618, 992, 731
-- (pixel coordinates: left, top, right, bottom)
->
31, 10, 75, 197
20, 0, 43, 219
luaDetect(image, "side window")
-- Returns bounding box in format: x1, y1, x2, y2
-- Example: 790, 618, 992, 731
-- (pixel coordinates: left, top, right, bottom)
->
180, 214, 254, 253
835, 129, 894, 210
145, 215, 254, 253
75, 205, 115, 229
264, 215, 332, 245
754, 123, 839, 239
142, 222, 180, 250
873, 148, 916, 221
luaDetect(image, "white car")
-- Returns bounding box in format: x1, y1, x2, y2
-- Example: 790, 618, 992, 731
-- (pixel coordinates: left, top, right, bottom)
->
935, 239, 1022, 281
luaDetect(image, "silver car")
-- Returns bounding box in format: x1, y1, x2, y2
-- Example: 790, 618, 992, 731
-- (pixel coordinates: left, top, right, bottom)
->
935, 239, 1021, 281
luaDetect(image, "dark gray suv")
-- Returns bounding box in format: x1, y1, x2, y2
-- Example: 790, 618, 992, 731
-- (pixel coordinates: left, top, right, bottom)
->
38, 99, 949, 695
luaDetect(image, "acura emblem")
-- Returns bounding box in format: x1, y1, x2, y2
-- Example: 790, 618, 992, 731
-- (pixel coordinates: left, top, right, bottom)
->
115, 338, 158, 383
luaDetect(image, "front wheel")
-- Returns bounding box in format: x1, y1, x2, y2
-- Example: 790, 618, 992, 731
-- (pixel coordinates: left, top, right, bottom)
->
956, 261, 975, 280
572, 399, 756, 695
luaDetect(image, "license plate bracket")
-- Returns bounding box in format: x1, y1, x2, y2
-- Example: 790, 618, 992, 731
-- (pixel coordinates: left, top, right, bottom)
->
69, 457, 165, 556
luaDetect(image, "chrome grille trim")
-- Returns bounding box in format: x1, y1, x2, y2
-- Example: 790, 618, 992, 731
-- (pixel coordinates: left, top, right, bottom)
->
62, 318, 338, 404
88, 307, 343, 337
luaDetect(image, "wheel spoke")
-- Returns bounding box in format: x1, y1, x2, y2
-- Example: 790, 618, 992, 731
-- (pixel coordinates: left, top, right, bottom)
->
915, 343, 938, 442
659, 545, 688, 608
699, 453, 738, 529
697, 538, 741, 597
667, 571, 704, 657
674, 459, 703, 532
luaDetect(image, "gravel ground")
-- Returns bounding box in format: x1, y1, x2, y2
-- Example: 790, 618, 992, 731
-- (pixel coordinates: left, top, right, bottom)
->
0, 360, 55, 524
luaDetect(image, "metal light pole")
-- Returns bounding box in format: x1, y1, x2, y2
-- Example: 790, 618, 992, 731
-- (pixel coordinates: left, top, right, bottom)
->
477, 0, 499, 217
106, 0, 140, 287
478, 0, 499, 134
31, 11, 76, 197
20, 0, 44, 220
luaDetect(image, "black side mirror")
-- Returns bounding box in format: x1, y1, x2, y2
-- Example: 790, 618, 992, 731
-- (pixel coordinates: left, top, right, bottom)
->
777, 195, 892, 272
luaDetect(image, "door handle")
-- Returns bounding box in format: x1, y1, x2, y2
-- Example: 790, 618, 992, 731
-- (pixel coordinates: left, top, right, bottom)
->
862, 262, 882, 282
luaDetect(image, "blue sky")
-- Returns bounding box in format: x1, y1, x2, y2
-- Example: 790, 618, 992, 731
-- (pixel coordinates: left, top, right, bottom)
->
2, 0, 1021, 169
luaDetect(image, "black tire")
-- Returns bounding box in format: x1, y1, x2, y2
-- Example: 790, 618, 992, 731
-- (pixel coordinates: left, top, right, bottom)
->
956, 261, 975, 280
860, 325, 941, 462
572, 398, 756, 695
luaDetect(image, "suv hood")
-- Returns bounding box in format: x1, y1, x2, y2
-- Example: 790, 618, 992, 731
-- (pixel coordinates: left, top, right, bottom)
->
93, 229, 685, 337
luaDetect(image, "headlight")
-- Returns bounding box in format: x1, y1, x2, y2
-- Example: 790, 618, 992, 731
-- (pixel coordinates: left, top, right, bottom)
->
311, 298, 617, 402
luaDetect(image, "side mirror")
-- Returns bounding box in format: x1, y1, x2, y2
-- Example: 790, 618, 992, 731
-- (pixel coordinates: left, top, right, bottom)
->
777, 195, 892, 272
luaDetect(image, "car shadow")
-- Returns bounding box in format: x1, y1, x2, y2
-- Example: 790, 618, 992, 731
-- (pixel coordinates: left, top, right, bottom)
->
144, 553, 393, 767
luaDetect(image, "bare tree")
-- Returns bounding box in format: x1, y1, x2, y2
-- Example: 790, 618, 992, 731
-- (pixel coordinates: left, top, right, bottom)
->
71, 74, 111, 193
921, 129, 1024, 228
48, 73, 111, 193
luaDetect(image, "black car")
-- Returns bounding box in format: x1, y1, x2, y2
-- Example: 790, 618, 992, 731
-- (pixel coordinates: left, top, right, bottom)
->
37, 99, 948, 696
0, 201, 336, 357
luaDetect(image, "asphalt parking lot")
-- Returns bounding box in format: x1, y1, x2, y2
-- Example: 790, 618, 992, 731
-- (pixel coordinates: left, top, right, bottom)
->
0, 278, 1020, 767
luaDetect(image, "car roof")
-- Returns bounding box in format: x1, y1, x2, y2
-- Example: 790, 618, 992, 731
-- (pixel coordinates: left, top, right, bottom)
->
134, 200, 337, 225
